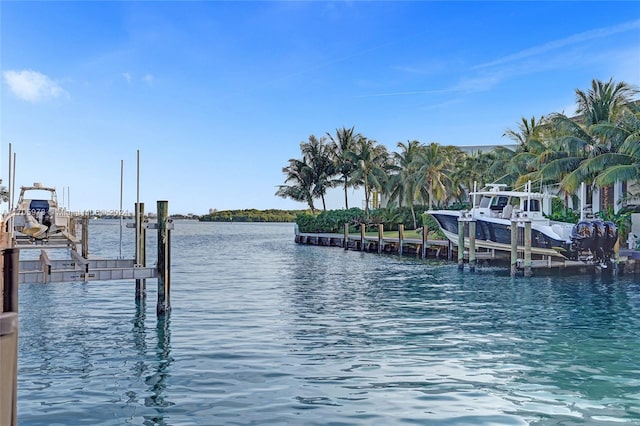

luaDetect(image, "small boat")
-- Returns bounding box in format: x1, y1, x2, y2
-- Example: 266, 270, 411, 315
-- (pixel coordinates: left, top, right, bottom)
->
427, 183, 617, 262
12, 183, 72, 241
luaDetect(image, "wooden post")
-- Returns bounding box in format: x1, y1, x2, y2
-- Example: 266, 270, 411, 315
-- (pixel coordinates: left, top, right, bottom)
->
613, 238, 620, 275
421, 224, 428, 259
510, 220, 518, 277
377, 224, 384, 254
398, 224, 404, 256
343, 223, 349, 250
469, 220, 477, 272
157, 201, 171, 316
135, 203, 146, 301
69, 215, 76, 240
1, 247, 19, 426
524, 220, 532, 277
360, 224, 366, 251
81, 215, 89, 259
457, 218, 465, 270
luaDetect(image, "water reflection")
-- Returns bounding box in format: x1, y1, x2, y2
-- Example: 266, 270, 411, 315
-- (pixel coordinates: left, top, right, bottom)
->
129, 299, 175, 426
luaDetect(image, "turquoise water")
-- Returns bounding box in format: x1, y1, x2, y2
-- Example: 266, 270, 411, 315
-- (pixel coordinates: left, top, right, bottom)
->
16, 221, 640, 425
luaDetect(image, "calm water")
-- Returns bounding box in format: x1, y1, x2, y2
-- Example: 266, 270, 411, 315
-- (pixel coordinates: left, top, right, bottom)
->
16, 221, 640, 425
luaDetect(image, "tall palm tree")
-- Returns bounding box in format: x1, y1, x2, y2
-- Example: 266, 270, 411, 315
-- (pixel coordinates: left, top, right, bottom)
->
300, 135, 335, 212
275, 158, 317, 215
576, 78, 637, 126
584, 109, 640, 188
451, 150, 495, 200
414, 143, 452, 209
349, 138, 389, 216
327, 127, 360, 209
387, 140, 427, 228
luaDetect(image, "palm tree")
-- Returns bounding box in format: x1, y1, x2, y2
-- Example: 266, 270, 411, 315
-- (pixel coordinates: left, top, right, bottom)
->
387, 140, 427, 228
586, 109, 640, 188
544, 80, 638, 202
576, 78, 637, 126
451, 150, 495, 201
275, 158, 317, 215
300, 135, 335, 212
327, 127, 360, 209
349, 138, 389, 216
414, 143, 452, 209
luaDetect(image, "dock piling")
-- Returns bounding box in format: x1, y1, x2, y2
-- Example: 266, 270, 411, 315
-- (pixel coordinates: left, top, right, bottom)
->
510, 220, 518, 276
469, 220, 477, 272
398, 224, 404, 256
524, 220, 532, 277
135, 202, 146, 300
421, 224, 427, 259
377, 224, 384, 254
343, 223, 349, 250
457, 217, 465, 270
156, 201, 171, 316
360, 224, 366, 252
1, 247, 19, 426
81, 215, 89, 259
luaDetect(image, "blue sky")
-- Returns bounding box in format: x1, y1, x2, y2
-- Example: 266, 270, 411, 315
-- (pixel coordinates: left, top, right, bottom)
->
2, 1, 639, 215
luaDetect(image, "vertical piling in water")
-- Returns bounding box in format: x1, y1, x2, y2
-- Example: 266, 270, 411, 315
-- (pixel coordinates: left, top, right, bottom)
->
510, 220, 518, 277
524, 220, 532, 277
468, 220, 477, 272
360, 224, 366, 251
1, 248, 19, 426
135, 202, 146, 301
343, 223, 349, 250
421, 224, 427, 259
81, 216, 89, 259
398, 224, 404, 256
457, 218, 465, 270
157, 201, 171, 316
377, 224, 384, 254
69, 216, 76, 241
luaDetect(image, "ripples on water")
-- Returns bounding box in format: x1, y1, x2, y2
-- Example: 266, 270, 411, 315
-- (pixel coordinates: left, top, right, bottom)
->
17, 221, 640, 425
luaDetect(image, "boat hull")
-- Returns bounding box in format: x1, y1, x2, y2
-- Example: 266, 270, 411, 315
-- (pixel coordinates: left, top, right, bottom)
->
429, 212, 573, 258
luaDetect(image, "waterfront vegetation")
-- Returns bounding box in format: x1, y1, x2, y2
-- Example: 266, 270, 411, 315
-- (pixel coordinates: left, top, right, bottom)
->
277, 78, 640, 237
199, 209, 307, 223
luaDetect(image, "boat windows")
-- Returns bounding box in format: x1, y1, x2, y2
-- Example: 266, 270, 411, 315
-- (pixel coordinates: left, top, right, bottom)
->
523, 199, 540, 212
479, 196, 491, 208
490, 196, 509, 211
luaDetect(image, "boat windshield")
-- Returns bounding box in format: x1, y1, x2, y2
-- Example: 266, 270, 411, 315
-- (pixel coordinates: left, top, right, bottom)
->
523, 199, 541, 212
479, 196, 491, 208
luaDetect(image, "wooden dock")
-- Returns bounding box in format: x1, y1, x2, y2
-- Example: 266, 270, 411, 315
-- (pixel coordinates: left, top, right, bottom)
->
295, 230, 452, 259
294, 225, 640, 275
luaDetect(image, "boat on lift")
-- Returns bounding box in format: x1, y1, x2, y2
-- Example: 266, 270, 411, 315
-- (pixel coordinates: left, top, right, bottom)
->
427, 182, 617, 262
12, 183, 72, 242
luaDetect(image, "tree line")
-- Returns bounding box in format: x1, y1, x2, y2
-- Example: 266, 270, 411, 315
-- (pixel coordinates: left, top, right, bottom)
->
276, 78, 640, 230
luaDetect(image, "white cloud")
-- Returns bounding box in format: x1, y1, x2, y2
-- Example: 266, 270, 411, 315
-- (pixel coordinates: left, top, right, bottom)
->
122, 72, 133, 83
142, 74, 154, 85
2, 69, 68, 102
474, 19, 640, 70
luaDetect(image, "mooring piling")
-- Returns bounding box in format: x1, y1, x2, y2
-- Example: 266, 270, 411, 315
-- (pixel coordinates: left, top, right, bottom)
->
156, 200, 171, 316
377, 224, 384, 254
1, 247, 20, 426
468, 220, 477, 272
421, 224, 428, 259
343, 223, 349, 250
524, 220, 532, 277
81, 216, 89, 259
510, 220, 518, 276
457, 216, 465, 270
398, 224, 404, 256
360, 224, 366, 251
135, 202, 146, 300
